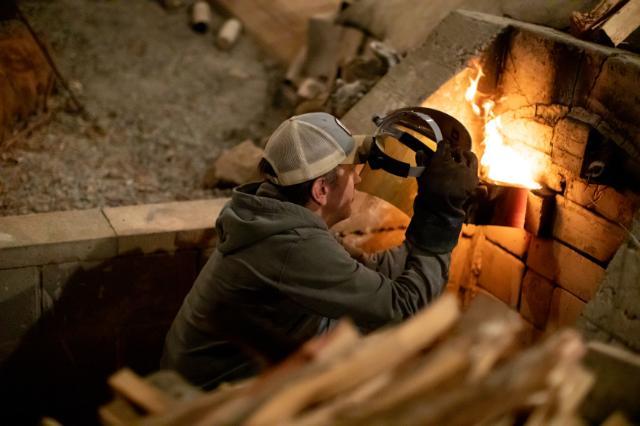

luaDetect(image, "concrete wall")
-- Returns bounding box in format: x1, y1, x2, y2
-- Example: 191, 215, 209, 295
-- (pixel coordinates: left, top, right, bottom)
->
0, 199, 226, 424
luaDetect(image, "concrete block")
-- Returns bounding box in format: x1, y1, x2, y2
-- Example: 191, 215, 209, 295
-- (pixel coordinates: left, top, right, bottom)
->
519, 269, 554, 329
527, 238, 605, 302
581, 223, 640, 352
565, 179, 639, 227
581, 341, 640, 424
551, 117, 589, 158
478, 238, 525, 308
553, 196, 626, 262
482, 225, 531, 258
546, 286, 585, 331
0, 267, 40, 344
103, 199, 227, 255
0, 209, 117, 269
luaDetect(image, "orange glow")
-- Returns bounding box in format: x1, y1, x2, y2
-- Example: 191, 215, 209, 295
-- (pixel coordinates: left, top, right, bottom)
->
466, 66, 541, 189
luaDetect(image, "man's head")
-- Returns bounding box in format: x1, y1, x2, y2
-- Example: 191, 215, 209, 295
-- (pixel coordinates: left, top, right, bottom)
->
259, 112, 365, 226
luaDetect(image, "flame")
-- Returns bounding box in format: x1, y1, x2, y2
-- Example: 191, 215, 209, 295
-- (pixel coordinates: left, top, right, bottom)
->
466, 66, 541, 189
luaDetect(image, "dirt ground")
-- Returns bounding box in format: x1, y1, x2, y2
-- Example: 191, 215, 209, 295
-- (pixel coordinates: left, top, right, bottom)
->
0, 0, 292, 216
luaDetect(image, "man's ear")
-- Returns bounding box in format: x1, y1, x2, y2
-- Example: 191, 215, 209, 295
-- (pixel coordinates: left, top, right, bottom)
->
310, 177, 329, 206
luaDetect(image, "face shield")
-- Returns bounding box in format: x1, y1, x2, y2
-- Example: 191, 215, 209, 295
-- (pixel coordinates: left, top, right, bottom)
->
366, 107, 472, 178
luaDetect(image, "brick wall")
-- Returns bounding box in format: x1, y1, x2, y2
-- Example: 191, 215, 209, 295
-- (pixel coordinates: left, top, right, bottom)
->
342, 15, 640, 343
446, 25, 640, 339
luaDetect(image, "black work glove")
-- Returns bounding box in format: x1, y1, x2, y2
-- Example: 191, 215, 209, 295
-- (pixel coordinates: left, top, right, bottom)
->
406, 143, 479, 253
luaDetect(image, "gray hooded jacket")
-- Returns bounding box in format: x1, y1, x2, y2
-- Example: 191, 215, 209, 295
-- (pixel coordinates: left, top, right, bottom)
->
161, 182, 450, 389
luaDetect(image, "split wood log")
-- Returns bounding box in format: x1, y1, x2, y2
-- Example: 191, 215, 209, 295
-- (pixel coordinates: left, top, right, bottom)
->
601, 0, 640, 46
570, 0, 628, 37
361, 329, 588, 426
107, 368, 175, 416
216, 18, 243, 50
245, 294, 460, 425
181, 320, 361, 425
297, 294, 523, 424
99, 395, 144, 426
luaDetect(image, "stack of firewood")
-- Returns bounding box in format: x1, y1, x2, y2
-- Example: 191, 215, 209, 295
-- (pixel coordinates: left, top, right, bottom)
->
281, 12, 398, 118
99, 293, 595, 425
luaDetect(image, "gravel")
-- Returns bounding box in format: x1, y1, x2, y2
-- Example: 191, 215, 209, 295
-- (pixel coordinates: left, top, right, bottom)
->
0, 0, 292, 216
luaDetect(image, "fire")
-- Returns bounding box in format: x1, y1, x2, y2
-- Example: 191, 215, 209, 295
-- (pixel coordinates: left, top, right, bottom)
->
465, 66, 541, 189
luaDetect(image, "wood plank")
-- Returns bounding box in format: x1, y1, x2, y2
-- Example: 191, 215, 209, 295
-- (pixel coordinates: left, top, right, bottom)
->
601, 0, 640, 45
214, 0, 341, 64
108, 368, 174, 416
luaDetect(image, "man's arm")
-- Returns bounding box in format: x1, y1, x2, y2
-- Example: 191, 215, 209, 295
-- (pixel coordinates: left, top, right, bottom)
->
274, 231, 450, 332
337, 235, 410, 279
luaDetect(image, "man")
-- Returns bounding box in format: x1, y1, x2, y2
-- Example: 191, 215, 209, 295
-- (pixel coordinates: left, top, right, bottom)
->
161, 112, 478, 389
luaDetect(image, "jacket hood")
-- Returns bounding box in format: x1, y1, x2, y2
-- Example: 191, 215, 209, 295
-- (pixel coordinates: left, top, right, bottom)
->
215, 182, 328, 254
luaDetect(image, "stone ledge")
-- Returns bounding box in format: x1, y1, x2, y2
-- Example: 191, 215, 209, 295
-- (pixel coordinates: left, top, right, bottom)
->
0, 199, 230, 268
0, 209, 117, 269
103, 199, 228, 255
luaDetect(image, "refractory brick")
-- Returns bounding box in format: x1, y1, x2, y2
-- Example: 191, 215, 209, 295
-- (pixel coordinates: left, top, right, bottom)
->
478, 238, 525, 308
527, 238, 605, 302
519, 269, 554, 329
547, 287, 586, 331
553, 196, 627, 262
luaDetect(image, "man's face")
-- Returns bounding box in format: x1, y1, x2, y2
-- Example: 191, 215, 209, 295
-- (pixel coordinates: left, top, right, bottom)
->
324, 164, 362, 226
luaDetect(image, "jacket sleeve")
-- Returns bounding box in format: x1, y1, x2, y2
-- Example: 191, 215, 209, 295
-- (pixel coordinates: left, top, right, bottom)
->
275, 231, 451, 331
361, 242, 410, 280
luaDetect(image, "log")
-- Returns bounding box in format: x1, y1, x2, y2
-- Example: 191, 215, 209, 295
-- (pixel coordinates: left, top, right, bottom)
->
216, 18, 243, 50
107, 368, 174, 416
570, 0, 628, 37
191, 0, 211, 33
601, 0, 640, 46
245, 294, 460, 424
186, 320, 361, 425
365, 329, 588, 425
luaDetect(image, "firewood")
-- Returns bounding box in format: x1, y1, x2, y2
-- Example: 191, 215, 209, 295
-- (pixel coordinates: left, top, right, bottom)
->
303, 15, 343, 84
99, 395, 143, 425
285, 46, 307, 86
363, 330, 588, 426
107, 368, 175, 416
191, 0, 211, 33
245, 294, 460, 425
314, 294, 523, 423
182, 320, 361, 425
216, 18, 243, 50
601, 0, 640, 46
570, 0, 628, 37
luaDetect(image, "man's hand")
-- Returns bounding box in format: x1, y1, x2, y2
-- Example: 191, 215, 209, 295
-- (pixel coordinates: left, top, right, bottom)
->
406, 143, 479, 253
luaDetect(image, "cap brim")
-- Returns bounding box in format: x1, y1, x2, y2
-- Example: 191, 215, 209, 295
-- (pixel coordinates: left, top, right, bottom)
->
341, 134, 371, 165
